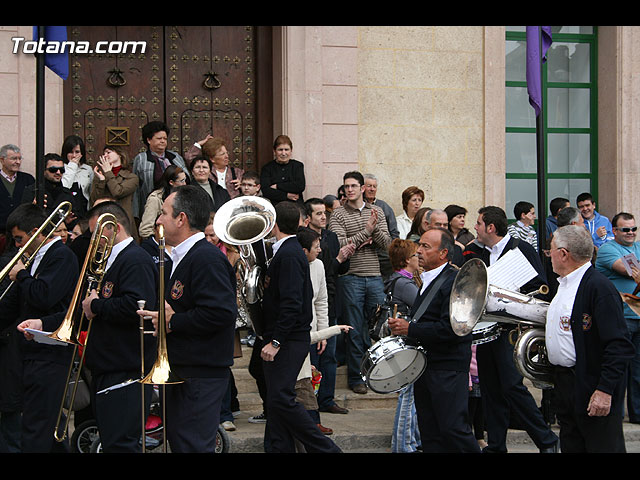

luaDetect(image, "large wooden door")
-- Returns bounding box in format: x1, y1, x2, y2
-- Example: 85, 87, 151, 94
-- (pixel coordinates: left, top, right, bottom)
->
64, 26, 273, 173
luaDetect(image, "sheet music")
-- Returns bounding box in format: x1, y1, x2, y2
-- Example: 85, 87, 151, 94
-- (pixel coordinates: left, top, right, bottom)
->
24, 328, 68, 346
97, 378, 139, 395
486, 247, 538, 291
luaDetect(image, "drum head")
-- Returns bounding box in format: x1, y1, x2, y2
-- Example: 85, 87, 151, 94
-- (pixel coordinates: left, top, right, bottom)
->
362, 338, 427, 394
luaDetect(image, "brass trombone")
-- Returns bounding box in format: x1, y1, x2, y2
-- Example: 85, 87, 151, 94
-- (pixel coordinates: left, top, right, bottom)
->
96, 225, 181, 452
51, 212, 118, 442
0, 201, 72, 301
140, 224, 183, 452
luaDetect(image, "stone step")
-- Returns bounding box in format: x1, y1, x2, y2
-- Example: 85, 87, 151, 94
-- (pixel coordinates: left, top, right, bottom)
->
234, 387, 398, 413
231, 342, 398, 412
226, 407, 396, 453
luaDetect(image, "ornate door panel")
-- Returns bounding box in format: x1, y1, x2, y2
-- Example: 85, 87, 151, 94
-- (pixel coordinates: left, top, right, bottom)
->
165, 26, 258, 171
65, 26, 165, 163
64, 26, 272, 172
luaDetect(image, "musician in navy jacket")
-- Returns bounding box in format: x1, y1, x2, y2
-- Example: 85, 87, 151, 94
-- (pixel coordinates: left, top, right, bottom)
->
138, 185, 237, 453
388, 228, 480, 452
547, 225, 634, 452
78, 201, 158, 452
462, 206, 558, 453
4, 204, 78, 452
260, 201, 341, 453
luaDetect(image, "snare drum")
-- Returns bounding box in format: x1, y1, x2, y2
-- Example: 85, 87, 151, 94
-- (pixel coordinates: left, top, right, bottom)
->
360, 335, 427, 394
471, 321, 500, 345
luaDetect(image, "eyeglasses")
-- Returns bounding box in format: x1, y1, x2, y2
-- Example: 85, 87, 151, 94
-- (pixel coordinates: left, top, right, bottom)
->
47, 166, 65, 173
617, 227, 638, 233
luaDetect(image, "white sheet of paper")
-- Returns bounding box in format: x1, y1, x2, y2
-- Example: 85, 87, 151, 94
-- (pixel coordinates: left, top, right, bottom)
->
24, 328, 68, 346
487, 247, 538, 291
97, 378, 139, 395
622, 253, 640, 276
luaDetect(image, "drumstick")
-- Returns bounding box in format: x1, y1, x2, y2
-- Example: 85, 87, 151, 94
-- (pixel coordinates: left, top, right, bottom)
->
393, 304, 397, 318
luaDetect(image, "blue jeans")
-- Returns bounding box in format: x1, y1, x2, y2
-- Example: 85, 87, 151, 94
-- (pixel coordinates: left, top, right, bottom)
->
338, 274, 385, 387
625, 318, 640, 422
310, 334, 338, 410
391, 384, 421, 452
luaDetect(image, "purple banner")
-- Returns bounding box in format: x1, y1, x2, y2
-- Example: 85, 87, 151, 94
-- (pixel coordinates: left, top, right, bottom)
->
526, 26, 552, 117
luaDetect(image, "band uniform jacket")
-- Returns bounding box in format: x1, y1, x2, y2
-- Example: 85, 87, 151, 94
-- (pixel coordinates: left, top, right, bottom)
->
567, 266, 635, 414
407, 263, 472, 372
0, 240, 79, 366
165, 238, 237, 379
85, 241, 158, 376
261, 236, 313, 345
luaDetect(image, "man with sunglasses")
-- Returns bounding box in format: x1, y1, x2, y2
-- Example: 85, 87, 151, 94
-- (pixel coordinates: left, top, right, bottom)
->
21, 154, 81, 218
595, 212, 640, 424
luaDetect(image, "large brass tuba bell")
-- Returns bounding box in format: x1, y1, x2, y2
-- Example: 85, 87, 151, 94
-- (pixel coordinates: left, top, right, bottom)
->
213, 195, 276, 338
449, 258, 554, 388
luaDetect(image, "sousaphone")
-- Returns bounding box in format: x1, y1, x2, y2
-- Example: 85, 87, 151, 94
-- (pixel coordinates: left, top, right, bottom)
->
214, 196, 276, 339
449, 258, 554, 388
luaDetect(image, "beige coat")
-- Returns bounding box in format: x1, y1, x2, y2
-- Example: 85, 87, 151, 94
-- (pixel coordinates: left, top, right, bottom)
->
89, 168, 139, 238
137, 188, 164, 239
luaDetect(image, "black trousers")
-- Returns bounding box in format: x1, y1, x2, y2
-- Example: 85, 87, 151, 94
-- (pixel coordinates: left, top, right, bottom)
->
476, 330, 558, 452
93, 370, 153, 453
164, 375, 228, 453
553, 367, 626, 453
249, 336, 268, 414
413, 369, 481, 453
262, 339, 341, 453
21, 359, 69, 453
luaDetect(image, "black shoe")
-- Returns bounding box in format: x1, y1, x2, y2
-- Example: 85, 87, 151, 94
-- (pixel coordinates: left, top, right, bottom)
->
539, 441, 559, 453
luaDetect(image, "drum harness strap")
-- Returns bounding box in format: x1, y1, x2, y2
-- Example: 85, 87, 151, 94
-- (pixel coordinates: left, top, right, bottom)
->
409, 268, 452, 325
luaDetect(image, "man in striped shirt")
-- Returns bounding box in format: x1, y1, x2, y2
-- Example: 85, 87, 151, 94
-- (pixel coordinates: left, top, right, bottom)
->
328, 171, 392, 394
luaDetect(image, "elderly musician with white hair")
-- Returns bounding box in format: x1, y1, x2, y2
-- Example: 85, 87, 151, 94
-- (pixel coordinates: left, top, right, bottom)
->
546, 225, 634, 452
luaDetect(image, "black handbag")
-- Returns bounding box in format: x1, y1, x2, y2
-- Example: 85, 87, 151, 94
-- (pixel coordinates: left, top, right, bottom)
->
368, 276, 403, 342
63, 361, 91, 411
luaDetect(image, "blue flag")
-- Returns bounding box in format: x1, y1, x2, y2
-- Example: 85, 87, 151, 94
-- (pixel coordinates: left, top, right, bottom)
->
32, 26, 69, 80
526, 26, 552, 117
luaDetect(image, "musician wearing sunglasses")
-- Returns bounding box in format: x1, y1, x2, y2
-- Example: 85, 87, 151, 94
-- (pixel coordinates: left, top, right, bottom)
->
21, 153, 80, 218
595, 212, 640, 425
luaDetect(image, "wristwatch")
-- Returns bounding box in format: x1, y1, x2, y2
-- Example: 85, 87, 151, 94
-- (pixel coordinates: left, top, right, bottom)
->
270, 339, 281, 349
